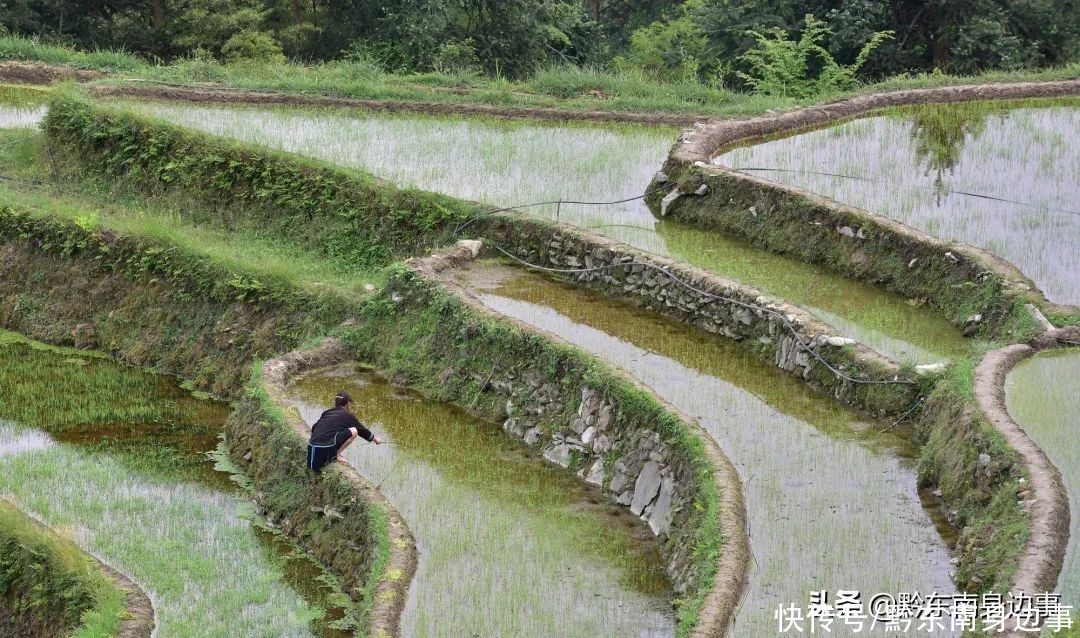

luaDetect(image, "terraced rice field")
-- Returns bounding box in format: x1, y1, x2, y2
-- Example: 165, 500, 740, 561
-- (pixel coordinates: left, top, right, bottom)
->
0, 330, 350, 638
291, 369, 675, 637
135, 102, 968, 364
455, 263, 959, 637
715, 99, 1080, 305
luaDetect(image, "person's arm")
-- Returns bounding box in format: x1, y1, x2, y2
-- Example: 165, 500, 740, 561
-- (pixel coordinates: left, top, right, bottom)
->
348, 415, 381, 445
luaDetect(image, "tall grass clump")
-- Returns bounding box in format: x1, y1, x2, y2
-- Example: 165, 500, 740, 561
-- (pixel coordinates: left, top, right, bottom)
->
0, 34, 144, 72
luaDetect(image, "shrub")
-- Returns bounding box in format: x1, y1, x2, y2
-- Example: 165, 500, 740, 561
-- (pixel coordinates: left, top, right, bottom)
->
737, 14, 892, 98
221, 30, 286, 65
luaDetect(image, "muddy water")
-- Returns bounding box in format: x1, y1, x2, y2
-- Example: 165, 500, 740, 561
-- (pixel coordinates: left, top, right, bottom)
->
290, 368, 675, 638
0, 104, 44, 128
1006, 349, 1080, 611
715, 99, 1080, 305
456, 263, 959, 636
0, 332, 349, 638
131, 102, 966, 364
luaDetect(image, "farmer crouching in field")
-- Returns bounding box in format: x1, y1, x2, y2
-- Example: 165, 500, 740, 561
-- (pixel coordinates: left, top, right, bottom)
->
307, 390, 381, 472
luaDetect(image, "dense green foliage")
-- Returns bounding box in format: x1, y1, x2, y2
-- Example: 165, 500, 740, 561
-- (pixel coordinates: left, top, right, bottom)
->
2, 0, 1074, 89
0, 500, 126, 638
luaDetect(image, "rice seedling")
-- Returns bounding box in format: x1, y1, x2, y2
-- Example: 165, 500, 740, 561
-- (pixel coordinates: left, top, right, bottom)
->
0, 175, 384, 299
459, 263, 960, 637
129, 101, 968, 363
716, 98, 1080, 305
290, 370, 675, 638
0, 329, 350, 638
0, 104, 45, 128
1006, 349, 1080, 610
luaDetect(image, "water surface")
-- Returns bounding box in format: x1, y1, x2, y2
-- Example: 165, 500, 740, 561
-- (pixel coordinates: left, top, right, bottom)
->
716, 99, 1080, 305
133, 102, 967, 363
291, 368, 675, 638
1006, 349, 1080, 612
0, 331, 346, 638
456, 263, 959, 636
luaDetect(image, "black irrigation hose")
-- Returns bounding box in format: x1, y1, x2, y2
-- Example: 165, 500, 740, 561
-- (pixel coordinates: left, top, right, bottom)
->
481, 242, 915, 387
451, 184, 668, 237
733, 166, 1080, 217
450, 183, 916, 387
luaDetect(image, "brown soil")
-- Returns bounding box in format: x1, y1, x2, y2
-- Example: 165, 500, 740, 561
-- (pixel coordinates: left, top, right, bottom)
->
0, 61, 103, 84
98, 563, 155, 638
673, 79, 1080, 163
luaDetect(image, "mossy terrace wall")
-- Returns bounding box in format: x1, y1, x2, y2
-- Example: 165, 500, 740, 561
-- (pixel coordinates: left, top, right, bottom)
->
0, 499, 151, 638
4, 95, 741, 636
344, 260, 744, 637
0, 204, 350, 398
647, 80, 1080, 336
0, 206, 397, 633
477, 214, 919, 416
43, 93, 478, 274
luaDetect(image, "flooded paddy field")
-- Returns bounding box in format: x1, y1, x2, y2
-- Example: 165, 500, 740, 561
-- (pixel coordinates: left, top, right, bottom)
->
1006, 349, 1080, 613
715, 99, 1080, 305
0, 330, 351, 638
291, 368, 675, 638
454, 262, 959, 636
133, 102, 967, 364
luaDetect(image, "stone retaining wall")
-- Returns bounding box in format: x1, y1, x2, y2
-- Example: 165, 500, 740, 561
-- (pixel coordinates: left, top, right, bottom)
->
343, 251, 749, 637
647, 80, 1080, 334
476, 215, 919, 416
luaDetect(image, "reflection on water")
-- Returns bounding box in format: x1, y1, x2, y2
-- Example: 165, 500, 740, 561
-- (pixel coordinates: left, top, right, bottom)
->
0, 333, 346, 638
458, 263, 959, 636
716, 99, 1080, 304
291, 368, 675, 638
0, 104, 45, 128
135, 102, 966, 363
1006, 349, 1080, 610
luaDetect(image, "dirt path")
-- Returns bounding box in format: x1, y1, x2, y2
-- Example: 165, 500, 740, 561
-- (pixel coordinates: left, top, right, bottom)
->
973, 325, 1080, 635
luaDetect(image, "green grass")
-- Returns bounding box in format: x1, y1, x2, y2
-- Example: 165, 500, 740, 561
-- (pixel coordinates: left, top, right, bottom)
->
0, 34, 144, 72
0, 330, 326, 638
0, 180, 384, 300
1, 34, 1076, 118
0, 500, 127, 638
0, 127, 384, 301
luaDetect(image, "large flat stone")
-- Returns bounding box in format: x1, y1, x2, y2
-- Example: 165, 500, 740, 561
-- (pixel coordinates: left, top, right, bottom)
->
630, 461, 663, 515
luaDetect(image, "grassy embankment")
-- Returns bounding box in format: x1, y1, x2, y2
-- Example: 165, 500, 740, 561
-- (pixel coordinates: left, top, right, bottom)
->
0, 94, 728, 636
1, 33, 1077, 118
0, 499, 127, 638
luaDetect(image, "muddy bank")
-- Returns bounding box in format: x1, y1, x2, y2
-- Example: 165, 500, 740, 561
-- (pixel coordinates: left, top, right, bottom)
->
649, 80, 1080, 332
972, 332, 1079, 634
0, 499, 154, 638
